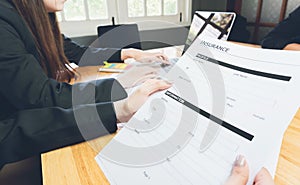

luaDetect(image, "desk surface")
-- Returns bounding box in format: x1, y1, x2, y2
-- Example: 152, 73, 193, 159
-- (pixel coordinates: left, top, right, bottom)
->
42, 45, 300, 185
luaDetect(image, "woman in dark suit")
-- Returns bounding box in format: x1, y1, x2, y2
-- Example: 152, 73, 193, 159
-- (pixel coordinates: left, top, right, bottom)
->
261, 6, 300, 50
0, 0, 171, 184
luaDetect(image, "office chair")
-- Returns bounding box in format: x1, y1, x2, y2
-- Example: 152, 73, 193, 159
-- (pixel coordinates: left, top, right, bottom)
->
95, 24, 142, 49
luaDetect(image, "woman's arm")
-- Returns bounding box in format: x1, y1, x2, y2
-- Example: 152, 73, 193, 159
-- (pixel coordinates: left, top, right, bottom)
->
0, 19, 127, 110
0, 102, 117, 169
63, 35, 169, 66
63, 35, 123, 66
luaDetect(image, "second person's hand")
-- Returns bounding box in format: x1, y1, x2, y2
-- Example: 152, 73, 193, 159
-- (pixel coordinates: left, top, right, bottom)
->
224, 155, 275, 185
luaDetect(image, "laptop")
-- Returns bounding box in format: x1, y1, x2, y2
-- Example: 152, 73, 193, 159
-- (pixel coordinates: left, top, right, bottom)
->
184, 11, 236, 52
163, 11, 236, 72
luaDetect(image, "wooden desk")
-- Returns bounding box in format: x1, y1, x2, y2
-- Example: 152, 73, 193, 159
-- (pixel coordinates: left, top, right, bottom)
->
230, 41, 261, 48
42, 45, 300, 185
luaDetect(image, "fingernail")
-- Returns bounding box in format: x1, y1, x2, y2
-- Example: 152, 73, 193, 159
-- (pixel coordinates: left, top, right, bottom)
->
162, 79, 173, 85
165, 80, 174, 85
155, 76, 173, 85
234, 155, 246, 167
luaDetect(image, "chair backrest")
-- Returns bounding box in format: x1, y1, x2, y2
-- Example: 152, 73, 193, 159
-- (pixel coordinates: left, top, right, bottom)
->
96, 24, 142, 49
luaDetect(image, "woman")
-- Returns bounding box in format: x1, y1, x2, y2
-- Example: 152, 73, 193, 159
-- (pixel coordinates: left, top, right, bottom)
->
0, 0, 171, 183
261, 6, 300, 51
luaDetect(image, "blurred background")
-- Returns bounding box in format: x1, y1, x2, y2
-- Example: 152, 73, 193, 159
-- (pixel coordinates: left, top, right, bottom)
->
58, 0, 299, 48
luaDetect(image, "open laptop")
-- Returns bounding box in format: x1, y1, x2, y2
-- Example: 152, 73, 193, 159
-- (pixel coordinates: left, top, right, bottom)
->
184, 11, 236, 52
162, 11, 236, 72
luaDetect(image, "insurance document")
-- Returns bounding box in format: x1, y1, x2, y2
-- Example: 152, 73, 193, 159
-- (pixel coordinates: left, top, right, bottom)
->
95, 37, 300, 185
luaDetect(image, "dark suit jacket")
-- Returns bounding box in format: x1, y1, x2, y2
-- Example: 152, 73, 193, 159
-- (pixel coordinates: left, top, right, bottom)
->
261, 6, 300, 49
0, 0, 127, 168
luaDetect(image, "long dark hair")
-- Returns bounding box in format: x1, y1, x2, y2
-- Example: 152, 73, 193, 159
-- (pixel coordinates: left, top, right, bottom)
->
11, 0, 74, 82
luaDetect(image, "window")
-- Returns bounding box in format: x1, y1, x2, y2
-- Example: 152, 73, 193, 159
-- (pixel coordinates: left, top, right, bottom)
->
119, 0, 188, 23
87, 0, 108, 20
58, 0, 191, 36
58, 0, 109, 21
128, 0, 145, 17
64, 0, 86, 21
164, 0, 178, 15
126, 0, 178, 17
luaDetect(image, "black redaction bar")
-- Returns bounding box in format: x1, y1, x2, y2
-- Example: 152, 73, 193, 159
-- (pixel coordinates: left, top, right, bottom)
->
165, 91, 254, 141
196, 53, 291, 81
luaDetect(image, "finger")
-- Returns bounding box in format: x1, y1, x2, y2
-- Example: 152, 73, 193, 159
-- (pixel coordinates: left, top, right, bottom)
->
136, 57, 164, 64
131, 74, 159, 87
126, 79, 172, 114
156, 53, 169, 60
155, 54, 170, 64
143, 65, 161, 73
254, 168, 275, 185
142, 79, 172, 95
158, 58, 171, 65
147, 52, 170, 64
136, 57, 153, 63
224, 155, 249, 185
125, 64, 160, 75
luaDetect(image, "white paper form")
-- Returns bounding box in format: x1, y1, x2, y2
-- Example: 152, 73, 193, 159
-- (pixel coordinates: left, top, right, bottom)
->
96, 37, 300, 185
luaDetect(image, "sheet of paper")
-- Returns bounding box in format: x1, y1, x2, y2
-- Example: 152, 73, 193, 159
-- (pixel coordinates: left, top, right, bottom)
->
264, 138, 282, 176
96, 37, 300, 185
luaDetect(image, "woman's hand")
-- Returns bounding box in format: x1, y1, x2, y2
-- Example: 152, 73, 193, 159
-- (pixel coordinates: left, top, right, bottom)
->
121, 48, 170, 64
114, 78, 172, 122
116, 64, 161, 89
224, 155, 275, 185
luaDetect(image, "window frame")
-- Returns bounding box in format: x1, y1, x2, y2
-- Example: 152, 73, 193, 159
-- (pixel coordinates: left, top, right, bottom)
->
117, 0, 191, 24
58, 0, 192, 37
